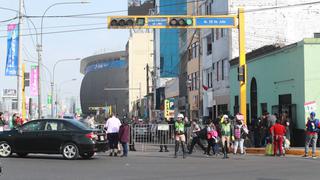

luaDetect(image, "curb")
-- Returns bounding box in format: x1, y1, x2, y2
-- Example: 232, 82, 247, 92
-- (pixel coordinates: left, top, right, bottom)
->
246, 148, 320, 156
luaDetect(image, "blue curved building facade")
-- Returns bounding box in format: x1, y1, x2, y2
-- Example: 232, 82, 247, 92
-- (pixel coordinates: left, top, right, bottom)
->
80, 51, 128, 116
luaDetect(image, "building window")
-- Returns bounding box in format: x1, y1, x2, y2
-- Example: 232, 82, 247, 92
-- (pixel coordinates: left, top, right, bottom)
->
188, 42, 199, 61
217, 61, 219, 81
206, 35, 212, 55
221, 29, 224, 38
210, 72, 213, 88
207, 72, 210, 88
216, 28, 220, 40
222, 60, 225, 80
211, 29, 215, 43
195, 72, 198, 90
207, 71, 213, 88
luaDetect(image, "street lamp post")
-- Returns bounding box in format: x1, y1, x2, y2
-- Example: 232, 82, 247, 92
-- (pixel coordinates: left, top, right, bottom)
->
51, 58, 80, 117
55, 78, 77, 117
38, 1, 89, 118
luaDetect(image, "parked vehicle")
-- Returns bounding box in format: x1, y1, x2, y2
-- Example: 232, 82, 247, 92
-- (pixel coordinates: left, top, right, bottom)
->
0, 119, 107, 160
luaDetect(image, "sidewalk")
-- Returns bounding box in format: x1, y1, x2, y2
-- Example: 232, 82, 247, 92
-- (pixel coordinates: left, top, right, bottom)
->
246, 147, 320, 156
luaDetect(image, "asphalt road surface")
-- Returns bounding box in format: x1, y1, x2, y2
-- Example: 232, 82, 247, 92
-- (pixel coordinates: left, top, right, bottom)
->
0, 151, 319, 180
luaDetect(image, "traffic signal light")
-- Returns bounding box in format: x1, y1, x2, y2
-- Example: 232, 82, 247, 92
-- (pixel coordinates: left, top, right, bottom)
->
24, 72, 30, 87
238, 65, 245, 82
169, 17, 193, 26
109, 17, 145, 27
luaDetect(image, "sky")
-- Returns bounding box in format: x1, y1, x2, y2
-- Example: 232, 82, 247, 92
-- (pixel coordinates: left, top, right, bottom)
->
0, 0, 130, 110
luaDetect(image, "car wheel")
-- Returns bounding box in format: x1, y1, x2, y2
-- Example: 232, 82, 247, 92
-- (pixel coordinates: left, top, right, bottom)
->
62, 143, 79, 160
80, 152, 95, 159
0, 141, 12, 158
16, 153, 28, 158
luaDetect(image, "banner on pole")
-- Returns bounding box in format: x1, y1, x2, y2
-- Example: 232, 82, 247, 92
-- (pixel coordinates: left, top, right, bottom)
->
5, 24, 19, 76
30, 65, 39, 96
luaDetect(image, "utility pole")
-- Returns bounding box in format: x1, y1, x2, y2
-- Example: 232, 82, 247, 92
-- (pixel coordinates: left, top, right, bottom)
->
146, 64, 150, 94
17, 0, 23, 115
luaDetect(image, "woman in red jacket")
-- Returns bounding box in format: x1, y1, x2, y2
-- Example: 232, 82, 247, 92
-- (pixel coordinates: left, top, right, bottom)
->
119, 120, 130, 157
270, 119, 286, 156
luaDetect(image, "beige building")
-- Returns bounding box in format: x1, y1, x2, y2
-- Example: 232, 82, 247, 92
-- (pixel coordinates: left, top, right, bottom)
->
127, 32, 154, 116
186, 1, 202, 121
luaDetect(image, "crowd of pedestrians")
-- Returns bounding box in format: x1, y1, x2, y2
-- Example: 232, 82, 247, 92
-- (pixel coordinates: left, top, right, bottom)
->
0, 109, 319, 160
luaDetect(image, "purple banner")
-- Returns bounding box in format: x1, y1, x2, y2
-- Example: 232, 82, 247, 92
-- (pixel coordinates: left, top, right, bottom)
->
30, 65, 38, 96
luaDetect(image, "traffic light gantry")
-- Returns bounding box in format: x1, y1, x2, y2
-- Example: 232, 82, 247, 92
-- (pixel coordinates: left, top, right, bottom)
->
107, 15, 237, 29
107, 10, 247, 124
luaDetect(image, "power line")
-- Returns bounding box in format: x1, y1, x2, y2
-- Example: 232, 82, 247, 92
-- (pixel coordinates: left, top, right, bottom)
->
24, 0, 204, 18
23, 1, 37, 50
0, 22, 106, 31
0, 26, 107, 39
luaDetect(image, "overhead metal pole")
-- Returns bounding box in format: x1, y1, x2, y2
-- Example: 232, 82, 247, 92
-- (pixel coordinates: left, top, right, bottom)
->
17, 0, 23, 115
38, 1, 89, 119
238, 8, 247, 124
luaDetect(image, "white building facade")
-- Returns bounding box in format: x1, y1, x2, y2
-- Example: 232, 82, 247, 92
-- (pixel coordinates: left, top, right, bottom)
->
201, 0, 320, 119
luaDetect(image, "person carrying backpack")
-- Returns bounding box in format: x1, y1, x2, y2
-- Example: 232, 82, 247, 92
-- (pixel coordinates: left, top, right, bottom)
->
206, 121, 219, 156
233, 115, 248, 155
303, 112, 320, 159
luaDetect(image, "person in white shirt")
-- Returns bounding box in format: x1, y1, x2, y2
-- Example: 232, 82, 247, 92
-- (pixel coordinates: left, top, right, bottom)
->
104, 114, 122, 156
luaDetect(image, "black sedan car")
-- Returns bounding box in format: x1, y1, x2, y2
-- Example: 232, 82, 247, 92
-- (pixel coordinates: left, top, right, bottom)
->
0, 119, 107, 160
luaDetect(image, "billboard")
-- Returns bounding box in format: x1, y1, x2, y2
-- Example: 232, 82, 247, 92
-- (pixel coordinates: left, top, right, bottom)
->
164, 98, 175, 119
2, 89, 17, 98
128, 0, 154, 15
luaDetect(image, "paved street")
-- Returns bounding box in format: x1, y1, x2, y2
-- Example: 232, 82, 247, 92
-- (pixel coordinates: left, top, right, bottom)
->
1, 151, 320, 180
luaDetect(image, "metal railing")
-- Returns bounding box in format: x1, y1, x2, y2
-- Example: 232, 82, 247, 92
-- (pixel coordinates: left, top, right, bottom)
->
95, 124, 193, 152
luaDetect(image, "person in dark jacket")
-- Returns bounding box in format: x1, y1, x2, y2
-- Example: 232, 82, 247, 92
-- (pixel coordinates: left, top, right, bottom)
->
119, 120, 130, 157
0, 112, 5, 126
188, 120, 206, 155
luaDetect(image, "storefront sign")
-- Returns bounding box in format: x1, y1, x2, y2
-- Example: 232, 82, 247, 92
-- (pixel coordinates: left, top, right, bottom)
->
304, 101, 317, 113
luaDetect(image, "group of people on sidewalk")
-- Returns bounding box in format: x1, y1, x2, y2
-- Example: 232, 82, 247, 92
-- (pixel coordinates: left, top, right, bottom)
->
174, 113, 249, 159
0, 112, 24, 131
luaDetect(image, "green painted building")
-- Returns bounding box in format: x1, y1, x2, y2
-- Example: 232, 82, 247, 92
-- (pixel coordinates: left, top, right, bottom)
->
230, 38, 320, 145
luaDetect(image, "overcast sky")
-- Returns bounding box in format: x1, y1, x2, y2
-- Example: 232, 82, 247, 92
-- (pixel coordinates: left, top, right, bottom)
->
0, 0, 130, 105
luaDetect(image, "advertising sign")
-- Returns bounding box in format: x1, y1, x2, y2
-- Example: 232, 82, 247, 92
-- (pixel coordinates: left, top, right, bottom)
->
2, 89, 17, 98
5, 24, 19, 76
304, 101, 317, 113
164, 98, 175, 119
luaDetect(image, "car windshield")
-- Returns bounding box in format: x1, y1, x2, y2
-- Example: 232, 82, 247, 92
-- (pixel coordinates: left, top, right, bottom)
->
68, 119, 93, 130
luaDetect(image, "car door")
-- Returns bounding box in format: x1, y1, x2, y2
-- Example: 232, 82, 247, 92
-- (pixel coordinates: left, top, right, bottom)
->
14, 120, 45, 153
39, 120, 66, 153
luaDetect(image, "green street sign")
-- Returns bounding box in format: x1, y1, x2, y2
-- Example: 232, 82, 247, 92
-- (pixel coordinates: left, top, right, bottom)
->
47, 95, 52, 104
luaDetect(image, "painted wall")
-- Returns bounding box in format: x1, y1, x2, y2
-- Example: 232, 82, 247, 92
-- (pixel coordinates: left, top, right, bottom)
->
230, 0, 320, 59
128, 32, 154, 113
230, 42, 306, 129
303, 39, 320, 124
